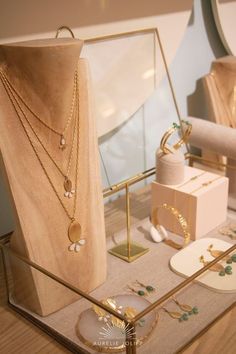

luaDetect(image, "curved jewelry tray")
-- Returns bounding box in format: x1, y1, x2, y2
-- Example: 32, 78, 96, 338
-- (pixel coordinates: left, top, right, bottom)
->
170, 237, 236, 293
76, 294, 158, 353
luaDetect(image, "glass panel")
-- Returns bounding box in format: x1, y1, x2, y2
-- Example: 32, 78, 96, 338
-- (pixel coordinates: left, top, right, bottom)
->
82, 30, 181, 188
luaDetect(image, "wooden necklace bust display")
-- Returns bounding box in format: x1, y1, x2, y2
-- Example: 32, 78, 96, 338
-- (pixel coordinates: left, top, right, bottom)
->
202, 56, 236, 165
0, 38, 107, 316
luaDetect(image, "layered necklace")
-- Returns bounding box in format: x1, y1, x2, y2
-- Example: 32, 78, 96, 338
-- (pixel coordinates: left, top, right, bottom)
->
0, 66, 85, 253
1, 69, 78, 198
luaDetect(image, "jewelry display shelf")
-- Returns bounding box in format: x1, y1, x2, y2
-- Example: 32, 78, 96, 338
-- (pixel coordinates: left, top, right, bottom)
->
1, 208, 235, 354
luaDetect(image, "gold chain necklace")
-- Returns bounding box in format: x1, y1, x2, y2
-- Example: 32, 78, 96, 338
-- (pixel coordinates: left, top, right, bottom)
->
0, 68, 85, 253
0, 70, 78, 199
1, 67, 78, 149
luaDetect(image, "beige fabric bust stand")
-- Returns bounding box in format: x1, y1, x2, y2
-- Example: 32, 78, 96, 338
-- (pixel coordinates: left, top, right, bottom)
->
188, 117, 236, 210
156, 147, 185, 185
201, 56, 236, 166
0, 38, 107, 316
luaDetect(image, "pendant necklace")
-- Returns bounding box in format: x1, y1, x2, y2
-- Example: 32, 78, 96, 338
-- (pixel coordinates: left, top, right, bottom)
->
0, 68, 78, 149
0, 68, 85, 252
0, 69, 77, 199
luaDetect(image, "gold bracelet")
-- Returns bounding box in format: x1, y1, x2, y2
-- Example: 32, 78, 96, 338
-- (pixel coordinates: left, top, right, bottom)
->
189, 176, 222, 194
160, 121, 192, 154
151, 203, 191, 250
177, 172, 207, 189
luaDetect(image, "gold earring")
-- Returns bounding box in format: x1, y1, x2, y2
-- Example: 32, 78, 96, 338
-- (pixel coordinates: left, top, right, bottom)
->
207, 244, 231, 262
161, 307, 189, 322
135, 280, 156, 293
127, 286, 147, 297
172, 297, 199, 315
199, 255, 232, 276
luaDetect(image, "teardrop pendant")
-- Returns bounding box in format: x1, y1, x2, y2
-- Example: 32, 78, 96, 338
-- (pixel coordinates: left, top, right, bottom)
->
59, 135, 66, 150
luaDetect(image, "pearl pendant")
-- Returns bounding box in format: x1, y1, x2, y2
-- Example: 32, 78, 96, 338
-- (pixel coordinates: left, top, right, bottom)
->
59, 135, 66, 150
64, 178, 75, 198
68, 220, 86, 252
150, 224, 168, 243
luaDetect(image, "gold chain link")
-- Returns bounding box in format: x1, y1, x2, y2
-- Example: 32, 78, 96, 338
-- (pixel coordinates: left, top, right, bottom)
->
0, 70, 77, 180
0, 66, 80, 221
0, 68, 77, 137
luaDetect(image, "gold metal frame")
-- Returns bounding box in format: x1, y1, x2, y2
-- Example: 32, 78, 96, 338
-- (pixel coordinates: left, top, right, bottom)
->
1, 27, 235, 354
89, 27, 186, 261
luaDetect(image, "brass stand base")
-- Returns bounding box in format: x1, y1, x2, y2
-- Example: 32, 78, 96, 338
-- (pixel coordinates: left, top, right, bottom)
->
108, 242, 149, 262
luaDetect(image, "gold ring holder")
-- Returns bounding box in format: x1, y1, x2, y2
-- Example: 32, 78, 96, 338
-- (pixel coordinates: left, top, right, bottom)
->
151, 203, 190, 250
160, 121, 192, 154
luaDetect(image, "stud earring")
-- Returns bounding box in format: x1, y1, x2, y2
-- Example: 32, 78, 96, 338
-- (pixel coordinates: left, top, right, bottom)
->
172, 297, 198, 316
161, 307, 189, 322
199, 255, 232, 276
127, 286, 147, 297
135, 280, 156, 293
207, 244, 236, 264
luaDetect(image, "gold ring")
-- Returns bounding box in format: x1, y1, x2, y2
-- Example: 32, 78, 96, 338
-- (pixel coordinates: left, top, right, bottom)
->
151, 203, 190, 250
160, 121, 192, 154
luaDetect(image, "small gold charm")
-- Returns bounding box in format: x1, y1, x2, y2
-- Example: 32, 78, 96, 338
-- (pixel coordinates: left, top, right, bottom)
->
64, 178, 75, 198
68, 220, 86, 252
59, 135, 66, 150
207, 244, 231, 261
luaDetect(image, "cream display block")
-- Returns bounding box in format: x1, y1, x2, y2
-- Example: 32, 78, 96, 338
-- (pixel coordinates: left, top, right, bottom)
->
170, 238, 236, 293
151, 166, 228, 240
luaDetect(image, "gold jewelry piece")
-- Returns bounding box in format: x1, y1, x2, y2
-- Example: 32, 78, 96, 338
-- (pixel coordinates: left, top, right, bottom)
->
172, 297, 199, 315
92, 298, 124, 329
199, 255, 232, 276
127, 286, 147, 297
207, 244, 236, 265
207, 244, 231, 262
135, 280, 155, 293
92, 299, 145, 329
0, 70, 78, 198
177, 172, 207, 189
189, 176, 222, 194
219, 224, 236, 240
173, 120, 192, 150
0, 68, 78, 149
0, 66, 85, 253
161, 307, 189, 322
151, 204, 190, 250
160, 120, 192, 154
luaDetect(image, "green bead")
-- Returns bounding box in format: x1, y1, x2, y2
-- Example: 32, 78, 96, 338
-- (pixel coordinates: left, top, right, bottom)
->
146, 285, 154, 292
231, 254, 236, 262
219, 270, 225, 276
192, 307, 198, 314
182, 313, 188, 321
226, 258, 232, 264
225, 265, 232, 271
138, 290, 145, 296
225, 268, 232, 275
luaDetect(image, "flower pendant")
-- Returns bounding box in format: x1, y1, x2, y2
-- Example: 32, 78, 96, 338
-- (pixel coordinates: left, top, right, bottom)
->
59, 135, 66, 150
64, 178, 75, 198
68, 220, 86, 253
